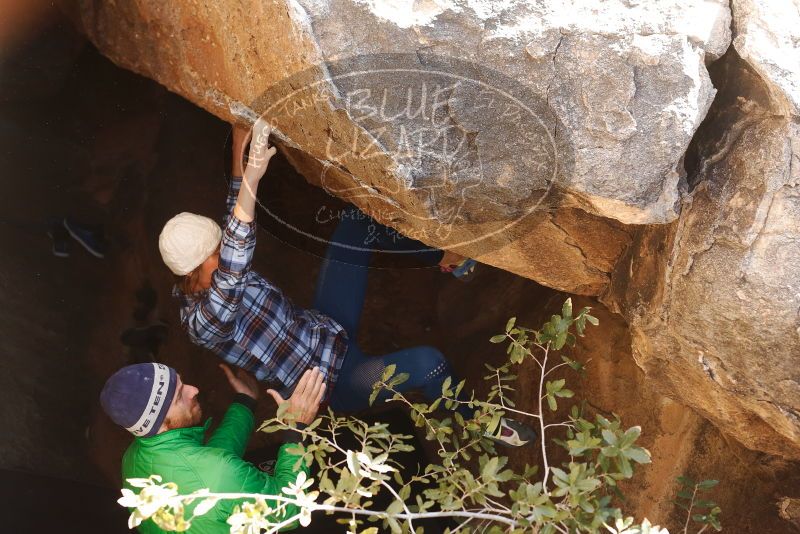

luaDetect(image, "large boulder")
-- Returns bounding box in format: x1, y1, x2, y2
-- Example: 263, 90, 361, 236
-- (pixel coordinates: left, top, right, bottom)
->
61, 0, 730, 293
301, 0, 730, 225
733, 0, 800, 115
605, 5, 800, 457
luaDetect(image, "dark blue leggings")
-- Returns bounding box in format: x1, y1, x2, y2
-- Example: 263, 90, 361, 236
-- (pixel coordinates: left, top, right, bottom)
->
313, 208, 471, 418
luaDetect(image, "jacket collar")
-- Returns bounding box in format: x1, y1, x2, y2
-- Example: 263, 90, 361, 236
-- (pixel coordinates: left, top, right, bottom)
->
135, 418, 212, 446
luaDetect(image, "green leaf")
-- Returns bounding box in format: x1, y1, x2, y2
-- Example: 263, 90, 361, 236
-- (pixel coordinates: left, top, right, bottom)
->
618, 455, 633, 478
523, 464, 539, 479
601, 429, 618, 446
496, 469, 514, 483
482, 457, 499, 479
620, 426, 641, 447
389, 372, 410, 387
506, 317, 517, 332
276, 402, 291, 419
387, 500, 404, 516
441, 376, 452, 396
698, 479, 719, 490
586, 314, 599, 326
579, 499, 595, 513
624, 446, 651, 464
575, 318, 586, 336
534, 505, 557, 519
551, 467, 568, 482
490, 334, 506, 343
454, 411, 465, 427
305, 418, 322, 431
368, 388, 380, 407
601, 446, 619, 458
381, 364, 397, 382
387, 517, 402, 533
562, 298, 573, 319
547, 394, 558, 411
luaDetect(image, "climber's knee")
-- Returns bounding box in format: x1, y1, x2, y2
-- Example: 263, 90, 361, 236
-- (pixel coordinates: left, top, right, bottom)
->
414, 346, 451, 380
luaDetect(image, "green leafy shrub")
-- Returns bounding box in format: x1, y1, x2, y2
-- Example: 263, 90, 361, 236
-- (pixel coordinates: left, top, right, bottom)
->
120, 299, 708, 534
675, 477, 721, 533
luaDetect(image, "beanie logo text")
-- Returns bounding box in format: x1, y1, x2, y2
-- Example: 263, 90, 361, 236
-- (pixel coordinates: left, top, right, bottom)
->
126, 363, 172, 436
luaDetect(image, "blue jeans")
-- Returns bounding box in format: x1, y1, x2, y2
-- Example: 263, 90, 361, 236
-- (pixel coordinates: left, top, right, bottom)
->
313, 208, 471, 417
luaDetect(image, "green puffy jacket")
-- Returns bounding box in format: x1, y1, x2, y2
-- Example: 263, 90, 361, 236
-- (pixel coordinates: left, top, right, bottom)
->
121, 396, 308, 533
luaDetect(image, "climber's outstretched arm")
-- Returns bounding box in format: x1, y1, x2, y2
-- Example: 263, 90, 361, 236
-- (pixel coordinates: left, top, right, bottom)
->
232, 118, 276, 224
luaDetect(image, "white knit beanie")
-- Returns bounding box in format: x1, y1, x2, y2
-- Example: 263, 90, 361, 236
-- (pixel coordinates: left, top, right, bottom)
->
159, 212, 222, 275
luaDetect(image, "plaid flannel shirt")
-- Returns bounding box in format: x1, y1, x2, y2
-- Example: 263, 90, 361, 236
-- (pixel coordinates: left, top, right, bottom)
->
173, 176, 347, 398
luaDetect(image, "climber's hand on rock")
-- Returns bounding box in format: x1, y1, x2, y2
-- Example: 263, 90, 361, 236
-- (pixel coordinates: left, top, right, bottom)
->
243, 117, 277, 183
266, 366, 326, 425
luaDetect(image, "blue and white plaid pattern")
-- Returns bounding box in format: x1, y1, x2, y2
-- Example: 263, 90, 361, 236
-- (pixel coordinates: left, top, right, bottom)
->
173, 177, 347, 398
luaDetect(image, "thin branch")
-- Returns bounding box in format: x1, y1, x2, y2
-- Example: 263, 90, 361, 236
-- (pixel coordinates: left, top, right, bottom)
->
264, 513, 302, 534
381, 382, 450, 460
484, 497, 511, 513
449, 396, 542, 420
159, 490, 524, 528
379, 479, 415, 533
308, 500, 519, 527
539, 343, 551, 491
543, 361, 571, 378
451, 516, 475, 533
683, 484, 699, 534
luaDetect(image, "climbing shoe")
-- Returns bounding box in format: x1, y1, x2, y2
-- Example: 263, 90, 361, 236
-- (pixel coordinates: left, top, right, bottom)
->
440, 257, 478, 281
46, 217, 70, 258
485, 417, 537, 447
64, 217, 107, 258
450, 258, 477, 280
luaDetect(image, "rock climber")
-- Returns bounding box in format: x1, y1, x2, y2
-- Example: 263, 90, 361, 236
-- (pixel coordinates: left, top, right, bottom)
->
157, 118, 534, 447
100, 361, 325, 533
